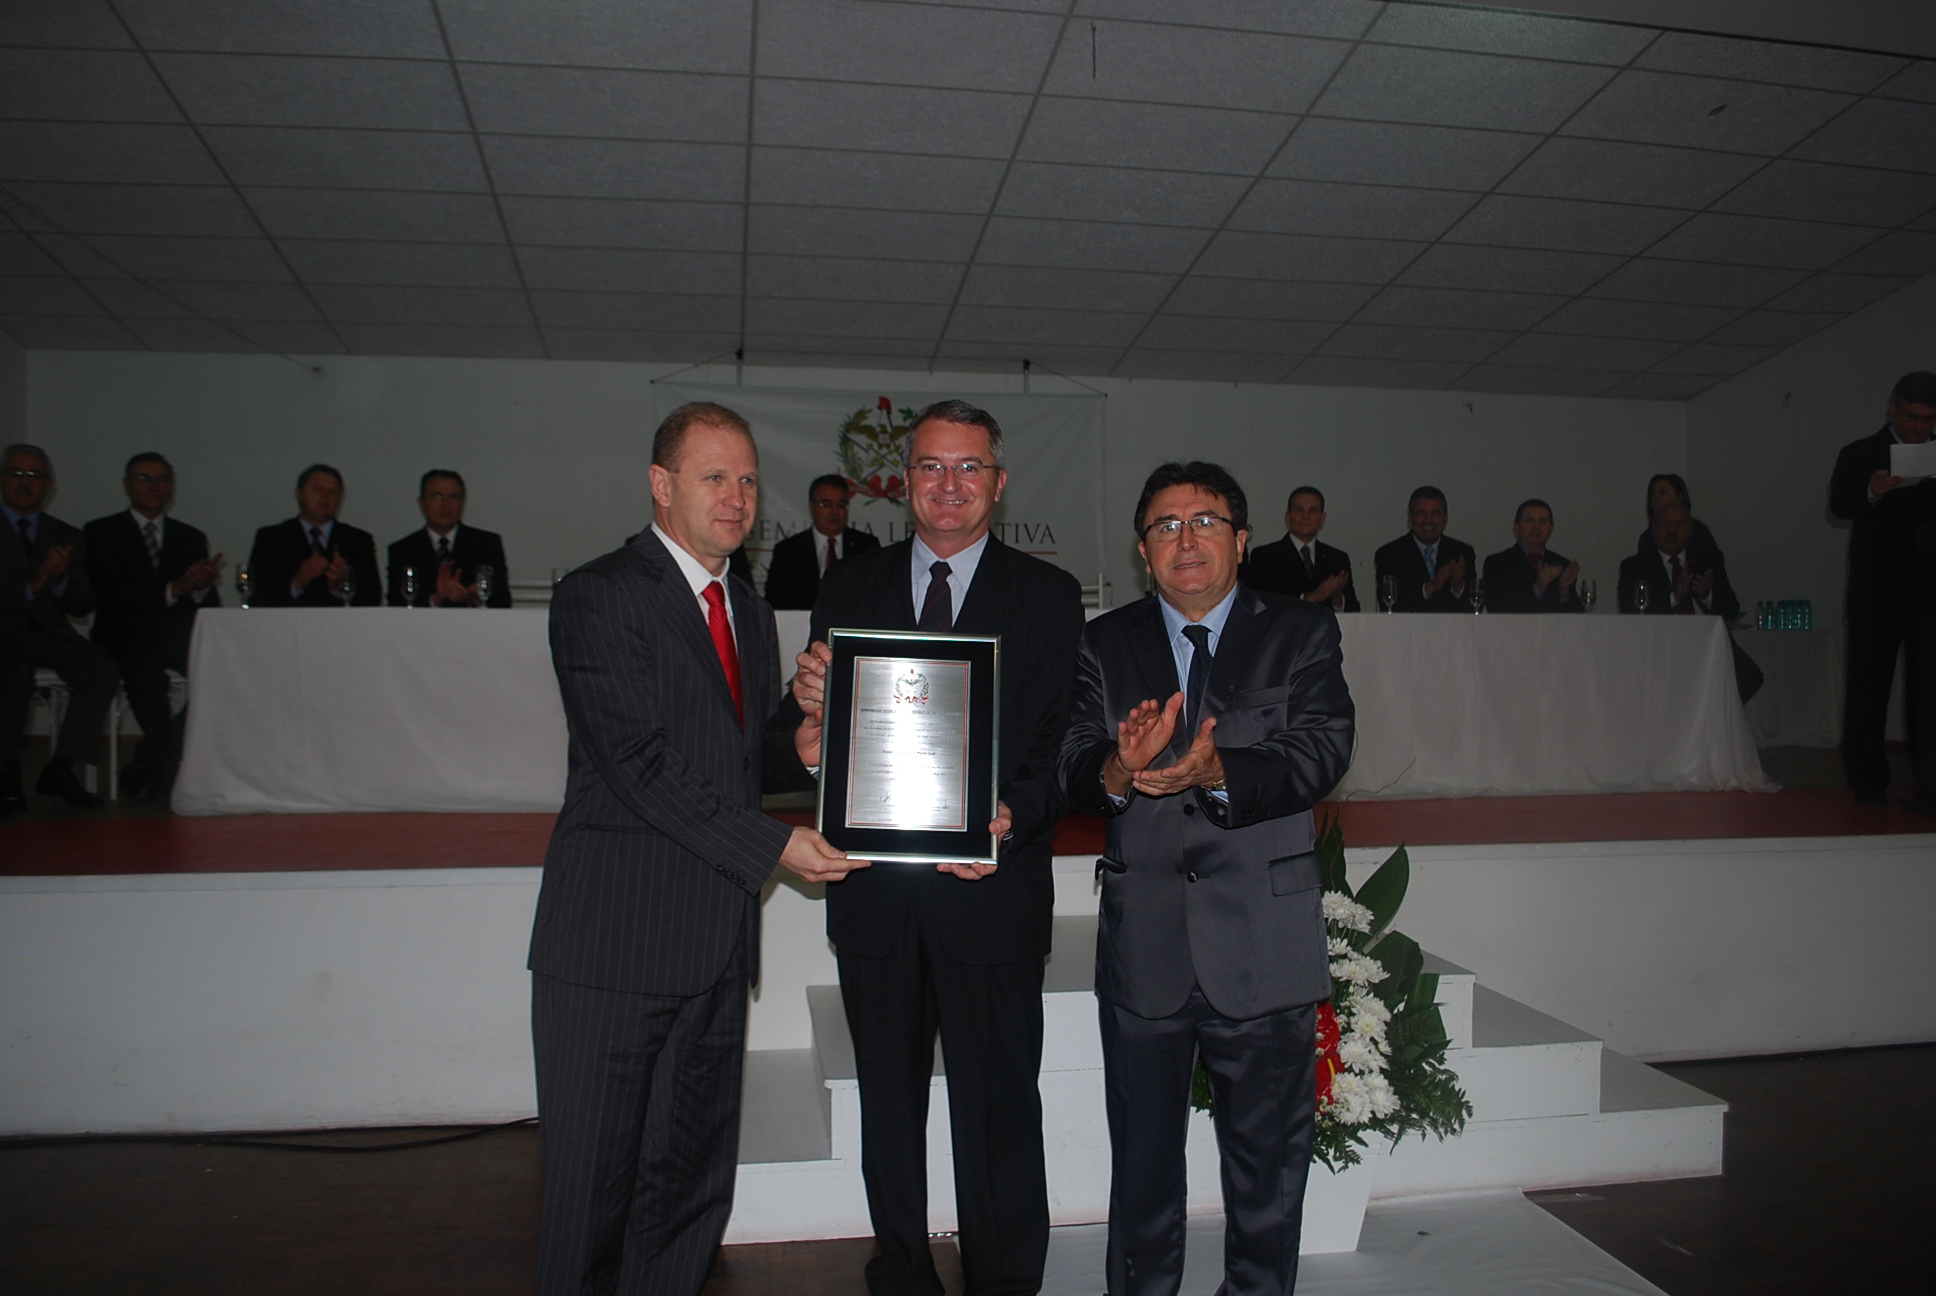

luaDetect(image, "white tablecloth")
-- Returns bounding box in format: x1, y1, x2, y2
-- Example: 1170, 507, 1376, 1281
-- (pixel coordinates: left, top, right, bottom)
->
1735, 628, 1843, 749
175, 607, 1770, 815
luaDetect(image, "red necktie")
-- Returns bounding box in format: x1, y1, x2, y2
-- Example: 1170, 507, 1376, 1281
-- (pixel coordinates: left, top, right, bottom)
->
703, 582, 743, 725
826, 536, 838, 571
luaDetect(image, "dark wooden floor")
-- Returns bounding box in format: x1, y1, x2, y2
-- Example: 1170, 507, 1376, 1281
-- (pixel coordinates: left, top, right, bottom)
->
2, 1045, 1927, 1296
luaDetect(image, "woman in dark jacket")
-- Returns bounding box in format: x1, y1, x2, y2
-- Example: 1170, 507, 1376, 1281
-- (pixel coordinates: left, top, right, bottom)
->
1637, 474, 1722, 562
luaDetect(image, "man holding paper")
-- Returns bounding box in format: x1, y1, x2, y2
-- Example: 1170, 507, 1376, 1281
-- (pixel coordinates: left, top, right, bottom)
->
788, 399, 1085, 1296
1830, 370, 1936, 806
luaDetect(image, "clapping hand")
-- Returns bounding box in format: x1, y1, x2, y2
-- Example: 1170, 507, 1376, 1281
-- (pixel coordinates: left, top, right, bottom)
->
1428, 554, 1466, 597
1103, 693, 1182, 796
324, 551, 349, 592
1309, 570, 1350, 605
170, 552, 226, 598
29, 543, 72, 593
433, 560, 475, 607
1688, 568, 1714, 600
1131, 718, 1225, 798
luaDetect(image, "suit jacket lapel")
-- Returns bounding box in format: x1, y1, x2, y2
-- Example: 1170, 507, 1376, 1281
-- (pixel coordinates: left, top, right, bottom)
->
952, 536, 1007, 635
1129, 596, 1179, 702
871, 539, 920, 632
634, 530, 742, 721
1205, 587, 1267, 714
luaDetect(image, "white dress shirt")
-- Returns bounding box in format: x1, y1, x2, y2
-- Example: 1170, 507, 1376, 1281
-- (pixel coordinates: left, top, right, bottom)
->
653, 522, 737, 646
817, 529, 845, 573
910, 531, 989, 621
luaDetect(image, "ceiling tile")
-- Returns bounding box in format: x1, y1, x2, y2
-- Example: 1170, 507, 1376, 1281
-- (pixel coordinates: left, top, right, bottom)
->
0, 314, 140, 348
1499, 138, 1764, 208
1396, 245, 1622, 294
224, 320, 346, 354
0, 232, 63, 276
502, 197, 741, 251
1600, 372, 1720, 399
746, 298, 949, 338
1654, 214, 1882, 269
1271, 119, 1540, 190
1702, 310, 1838, 347
438, 0, 752, 73
1313, 45, 1614, 132
957, 264, 1172, 313
1586, 258, 1806, 307
115, 0, 447, 57
1017, 99, 1294, 174
994, 164, 1248, 227
85, 235, 292, 282
156, 281, 322, 321
1, 184, 258, 238
945, 305, 1145, 347
1563, 71, 1852, 155
1532, 298, 1740, 340
1832, 230, 1936, 277
1450, 364, 1615, 396
1164, 276, 1377, 320
203, 127, 486, 191
1075, 0, 1380, 40
546, 327, 737, 363
1650, 343, 1775, 375
124, 317, 263, 353
1316, 323, 1512, 363
308, 284, 534, 326
280, 239, 523, 288
753, 348, 936, 372
975, 219, 1210, 274
74, 277, 196, 318
0, 50, 180, 122
1875, 60, 1936, 103
749, 207, 982, 262
21, 233, 123, 279
336, 322, 546, 358
460, 66, 746, 143
1227, 180, 1474, 241
1355, 286, 1568, 330
0, 122, 225, 185
1441, 195, 1686, 255
1285, 355, 1465, 389
0, 277, 106, 315
483, 137, 743, 202
517, 247, 740, 295
754, 79, 1028, 159
1365, 5, 1654, 63
153, 54, 468, 130
743, 332, 936, 358
1634, 31, 1905, 93
0, 1, 132, 47
529, 291, 739, 331
761, 0, 1059, 92
1195, 231, 1424, 283
247, 189, 506, 242
1484, 333, 1680, 371
746, 255, 962, 303
1115, 349, 1292, 383
1045, 20, 1346, 113
933, 339, 1121, 372
1133, 315, 1333, 354
1759, 273, 1910, 313
749, 148, 1005, 214
1789, 98, 1936, 173
1712, 160, 1936, 227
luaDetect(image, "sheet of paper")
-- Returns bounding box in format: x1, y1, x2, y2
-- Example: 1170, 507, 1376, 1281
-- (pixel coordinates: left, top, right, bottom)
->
1890, 439, 1936, 483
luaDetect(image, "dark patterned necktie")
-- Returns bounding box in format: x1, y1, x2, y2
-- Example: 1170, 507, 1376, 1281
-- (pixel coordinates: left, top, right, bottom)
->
308, 526, 326, 556
826, 536, 838, 571
144, 519, 162, 568
1182, 623, 1213, 739
1300, 544, 1315, 580
436, 535, 452, 566
917, 561, 953, 631
17, 517, 31, 557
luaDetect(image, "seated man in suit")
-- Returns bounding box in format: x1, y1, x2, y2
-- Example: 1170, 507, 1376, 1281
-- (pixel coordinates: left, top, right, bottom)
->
763, 474, 881, 610
1482, 499, 1583, 613
248, 464, 381, 607
83, 453, 223, 799
387, 469, 511, 607
1239, 484, 1359, 611
1619, 502, 1761, 702
1373, 485, 1477, 612
2, 443, 119, 815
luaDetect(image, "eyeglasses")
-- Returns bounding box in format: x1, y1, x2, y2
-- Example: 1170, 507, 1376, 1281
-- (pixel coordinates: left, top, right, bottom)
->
911, 461, 993, 481
127, 473, 174, 485
3, 468, 50, 481
1143, 515, 1234, 540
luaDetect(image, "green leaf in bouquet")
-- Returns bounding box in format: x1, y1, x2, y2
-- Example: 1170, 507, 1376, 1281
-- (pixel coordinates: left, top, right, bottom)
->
1368, 929, 1422, 1008
1354, 844, 1409, 939
1315, 809, 1350, 896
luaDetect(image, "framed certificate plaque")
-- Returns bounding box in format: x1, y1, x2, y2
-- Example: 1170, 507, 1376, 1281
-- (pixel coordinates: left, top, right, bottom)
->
817, 628, 1001, 865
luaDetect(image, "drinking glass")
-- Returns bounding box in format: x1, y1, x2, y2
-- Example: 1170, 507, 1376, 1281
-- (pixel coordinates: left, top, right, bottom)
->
1579, 579, 1597, 613
1380, 574, 1397, 613
1470, 575, 1485, 614
474, 564, 495, 607
236, 563, 252, 609
402, 566, 418, 607
338, 565, 357, 607
1634, 580, 1650, 613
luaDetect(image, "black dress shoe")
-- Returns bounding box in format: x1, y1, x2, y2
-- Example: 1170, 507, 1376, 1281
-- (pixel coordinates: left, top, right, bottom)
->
0, 761, 22, 821
36, 759, 102, 808
1903, 799, 1936, 819
120, 759, 154, 798
1853, 790, 1890, 808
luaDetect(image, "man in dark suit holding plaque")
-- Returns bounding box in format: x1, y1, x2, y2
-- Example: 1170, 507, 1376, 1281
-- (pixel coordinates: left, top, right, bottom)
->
788, 400, 1085, 1296
1239, 485, 1358, 612
1058, 461, 1354, 1296
531, 401, 862, 1296
1372, 486, 1476, 613
764, 474, 881, 610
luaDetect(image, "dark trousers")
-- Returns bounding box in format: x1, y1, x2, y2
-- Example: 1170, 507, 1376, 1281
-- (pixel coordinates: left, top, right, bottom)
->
99, 624, 191, 781
531, 953, 750, 1296
837, 921, 1048, 1296
1099, 990, 1318, 1296
1912, 613, 1936, 807
0, 626, 120, 764
1843, 612, 1912, 797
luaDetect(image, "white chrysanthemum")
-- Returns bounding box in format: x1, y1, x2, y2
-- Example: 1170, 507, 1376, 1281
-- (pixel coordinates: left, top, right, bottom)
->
1347, 990, 1392, 1028
1364, 1072, 1401, 1118
1328, 936, 1353, 957
1322, 892, 1374, 933
1329, 954, 1388, 986
1326, 1071, 1374, 1124
1337, 1035, 1382, 1072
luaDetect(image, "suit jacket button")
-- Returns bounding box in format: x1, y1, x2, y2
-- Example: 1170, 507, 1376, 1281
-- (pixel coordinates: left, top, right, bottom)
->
1187, 871, 1199, 883
1183, 802, 1196, 816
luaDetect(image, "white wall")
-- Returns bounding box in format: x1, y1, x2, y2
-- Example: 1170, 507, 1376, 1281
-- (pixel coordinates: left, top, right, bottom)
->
24, 350, 1682, 604
0, 332, 23, 447
1686, 268, 1936, 621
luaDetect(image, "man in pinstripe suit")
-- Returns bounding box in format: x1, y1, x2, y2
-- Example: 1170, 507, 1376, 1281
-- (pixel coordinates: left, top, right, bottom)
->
530, 402, 865, 1296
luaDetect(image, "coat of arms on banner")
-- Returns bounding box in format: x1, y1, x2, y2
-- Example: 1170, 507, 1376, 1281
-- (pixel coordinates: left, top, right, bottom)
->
837, 397, 918, 507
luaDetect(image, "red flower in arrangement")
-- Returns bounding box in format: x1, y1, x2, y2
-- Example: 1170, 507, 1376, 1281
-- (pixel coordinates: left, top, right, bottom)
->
867, 474, 884, 493
1314, 1000, 1343, 1108
878, 396, 893, 412
883, 474, 902, 495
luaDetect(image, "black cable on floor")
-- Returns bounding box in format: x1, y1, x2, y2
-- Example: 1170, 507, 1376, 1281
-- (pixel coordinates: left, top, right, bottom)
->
0, 1117, 538, 1154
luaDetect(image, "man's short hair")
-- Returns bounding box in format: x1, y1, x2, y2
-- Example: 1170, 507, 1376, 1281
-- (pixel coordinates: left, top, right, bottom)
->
808, 473, 851, 499
1891, 371, 1936, 406
1134, 461, 1249, 535
904, 399, 1006, 473
297, 463, 342, 491
125, 452, 171, 476
420, 469, 465, 496
1653, 500, 1691, 524
1287, 485, 1325, 511
652, 401, 752, 470
1408, 485, 1447, 510
1515, 498, 1552, 524
3, 443, 52, 473
1645, 472, 1690, 517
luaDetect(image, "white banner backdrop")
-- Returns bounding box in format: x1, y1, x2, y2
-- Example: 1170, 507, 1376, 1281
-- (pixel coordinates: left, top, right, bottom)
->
659, 384, 1106, 592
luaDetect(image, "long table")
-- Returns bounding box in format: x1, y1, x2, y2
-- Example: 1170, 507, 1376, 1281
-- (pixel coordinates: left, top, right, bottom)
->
173, 607, 1769, 815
